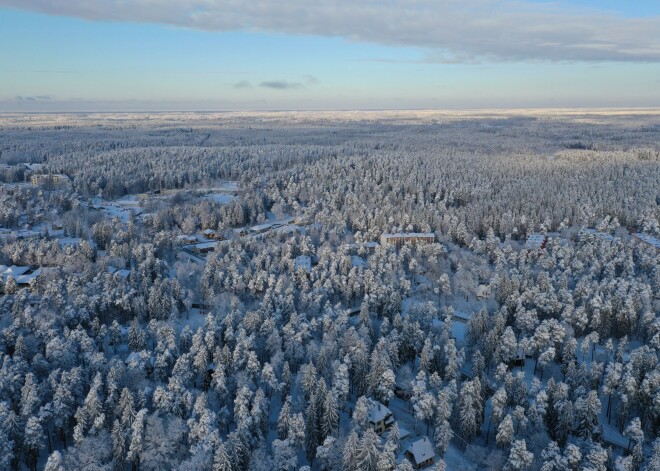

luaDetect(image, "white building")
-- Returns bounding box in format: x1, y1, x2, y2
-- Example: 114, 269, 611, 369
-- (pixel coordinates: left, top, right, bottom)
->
380, 233, 435, 248
405, 437, 436, 469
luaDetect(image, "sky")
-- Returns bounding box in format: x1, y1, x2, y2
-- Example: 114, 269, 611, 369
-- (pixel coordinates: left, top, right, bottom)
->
1, 0, 660, 111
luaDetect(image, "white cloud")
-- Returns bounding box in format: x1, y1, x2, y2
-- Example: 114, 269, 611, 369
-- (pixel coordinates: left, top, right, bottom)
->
2, 0, 660, 62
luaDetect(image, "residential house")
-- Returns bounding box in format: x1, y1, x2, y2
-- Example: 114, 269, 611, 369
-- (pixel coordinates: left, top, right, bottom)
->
476, 284, 491, 300
405, 437, 436, 469
367, 399, 395, 435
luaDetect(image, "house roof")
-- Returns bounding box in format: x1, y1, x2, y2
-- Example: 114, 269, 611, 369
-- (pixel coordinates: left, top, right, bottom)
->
367, 399, 393, 424
406, 437, 436, 464
382, 232, 435, 239
525, 233, 546, 248
1, 265, 31, 279
583, 228, 618, 243
16, 268, 41, 285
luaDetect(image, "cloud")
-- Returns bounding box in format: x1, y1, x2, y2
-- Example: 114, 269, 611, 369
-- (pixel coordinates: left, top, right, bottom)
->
260, 81, 305, 90
2, 0, 660, 62
303, 75, 319, 85
15, 95, 52, 101
233, 80, 253, 89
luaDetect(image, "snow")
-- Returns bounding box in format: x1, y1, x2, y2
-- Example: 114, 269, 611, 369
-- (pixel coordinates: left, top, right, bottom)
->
58, 237, 82, 248
632, 232, 660, 249
294, 255, 312, 273
205, 193, 234, 204
351, 255, 365, 267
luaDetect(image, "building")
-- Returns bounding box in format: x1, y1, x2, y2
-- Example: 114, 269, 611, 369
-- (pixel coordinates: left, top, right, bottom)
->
583, 228, 618, 243
405, 437, 436, 469
632, 232, 660, 250
476, 284, 491, 300
31, 174, 69, 187
367, 399, 395, 435
525, 233, 547, 250
1, 265, 41, 287
177, 235, 198, 244
380, 233, 435, 248
249, 223, 273, 235
202, 229, 223, 240
188, 241, 218, 254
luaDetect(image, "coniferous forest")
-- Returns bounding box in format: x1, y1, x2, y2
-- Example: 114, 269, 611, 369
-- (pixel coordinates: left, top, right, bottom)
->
0, 110, 659, 470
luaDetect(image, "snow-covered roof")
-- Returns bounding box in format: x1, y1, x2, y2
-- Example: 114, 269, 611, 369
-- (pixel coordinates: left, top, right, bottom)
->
633, 232, 660, 249
108, 266, 131, 278
367, 399, 393, 424
381, 232, 435, 239
1, 265, 31, 279
2, 265, 41, 285
406, 437, 435, 464
192, 241, 218, 250
16, 268, 41, 285
249, 223, 273, 232
525, 233, 546, 249
583, 228, 618, 243
177, 234, 198, 243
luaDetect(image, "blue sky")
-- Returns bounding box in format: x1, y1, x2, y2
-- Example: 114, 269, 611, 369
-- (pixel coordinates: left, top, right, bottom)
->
1, 1, 659, 111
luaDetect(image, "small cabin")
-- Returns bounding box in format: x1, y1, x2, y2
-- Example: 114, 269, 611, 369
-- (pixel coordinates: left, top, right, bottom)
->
476, 284, 491, 300
405, 437, 436, 469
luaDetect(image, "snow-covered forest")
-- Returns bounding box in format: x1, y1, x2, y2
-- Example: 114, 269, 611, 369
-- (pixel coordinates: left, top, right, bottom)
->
0, 110, 659, 470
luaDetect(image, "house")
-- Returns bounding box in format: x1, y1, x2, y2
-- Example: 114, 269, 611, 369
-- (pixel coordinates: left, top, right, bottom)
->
202, 229, 222, 240
405, 437, 436, 469
191, 241, 217, 254
249, 223, 273, 234
367, 399, 395, 435
512, 348, 526, 367
380, 233, 436, 248
476, 284, 491, 300
294, 255, 312, 274
177, 235, 198, 244
632, 232, 660, 250
0, 265, 41, 287
525, 233, 547, 250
